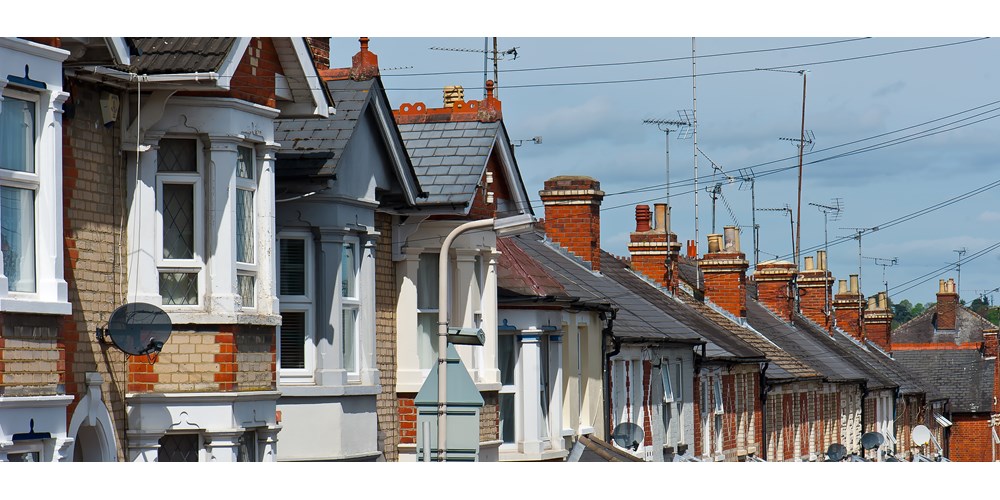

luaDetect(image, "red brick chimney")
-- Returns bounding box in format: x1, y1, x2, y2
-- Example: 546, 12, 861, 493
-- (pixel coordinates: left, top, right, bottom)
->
753, 260, 797, 322
304, 37, 330, 70
539, 176, 605, 272
863, 291, 894, 351
833, 275, 864, 341
349, 37, 379, 81
935, 278, 959, 331
699, 227, 749, 318
628, 204, 682, 291
797, 251, 835, 331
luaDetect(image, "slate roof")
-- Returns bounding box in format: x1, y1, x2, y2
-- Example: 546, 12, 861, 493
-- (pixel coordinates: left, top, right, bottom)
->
893, 349, 994, 413
892, 305, 993, 345
397, 120, 498, 206
600, 252, 767, 364
116, 38, 235, 74
275, 78, 377, 178
496, 237, 569, 300
508, 233, 705, 346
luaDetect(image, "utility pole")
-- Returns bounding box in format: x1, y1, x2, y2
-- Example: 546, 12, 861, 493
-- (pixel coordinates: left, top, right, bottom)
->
643, 116, 691, 206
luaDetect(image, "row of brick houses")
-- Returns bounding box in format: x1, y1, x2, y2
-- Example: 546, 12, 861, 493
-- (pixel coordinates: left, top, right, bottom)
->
0, 36, 996, 462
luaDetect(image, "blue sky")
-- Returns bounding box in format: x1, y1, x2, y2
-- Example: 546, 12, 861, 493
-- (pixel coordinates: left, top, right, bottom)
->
330, 36, 1000, 306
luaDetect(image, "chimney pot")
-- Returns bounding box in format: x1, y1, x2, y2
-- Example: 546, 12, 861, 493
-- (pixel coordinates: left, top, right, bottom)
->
817, 250, 827, 270
838, 280, 848, 294
635, 205, 652, 232
723, 226, 740, 252
849, 274, 859, 294
804, 256, 815, 271
687, 240, 697, 258
653, 204, 669, 234
707, 234, 723, 253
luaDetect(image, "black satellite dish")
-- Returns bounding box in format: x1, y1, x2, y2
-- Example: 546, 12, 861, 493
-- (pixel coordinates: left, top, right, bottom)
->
105, 303, 172, 356
860, 432, 884, 451
826, 443, 847, 462
611, 422, 645, 451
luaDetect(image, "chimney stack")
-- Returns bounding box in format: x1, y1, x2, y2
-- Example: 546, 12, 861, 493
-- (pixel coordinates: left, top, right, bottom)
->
540, 176, 605, 271
753, 260, 798, 322
628, 204, 682, 291
797, 250, 836, 331
833, 274, 864, 341
304, 37, 331, 70
443, 85, 465, 108
349, 37, 380, 81
699, 226, 749, 318
935, 278, 959, 331
864, 291, 894, 351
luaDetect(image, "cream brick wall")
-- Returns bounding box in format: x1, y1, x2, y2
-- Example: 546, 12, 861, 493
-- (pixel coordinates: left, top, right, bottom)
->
375, 212, 399, 460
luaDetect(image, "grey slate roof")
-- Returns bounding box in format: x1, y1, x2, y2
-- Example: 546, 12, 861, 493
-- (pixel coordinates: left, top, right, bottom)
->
397, 120, 498, 206
600, 252, 766, 364
275, 78, 376, 178
892, 305, 993, 345
509, 233, 705, 346
117, 38, 235, 74
893, 349, 994, 412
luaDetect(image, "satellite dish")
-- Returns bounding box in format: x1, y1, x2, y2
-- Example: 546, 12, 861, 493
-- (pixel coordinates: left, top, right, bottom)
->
860, 432, 884, 451
826, 443, 847, 462
911, 425, 931, 446
106, 303, 172, 356
611, 422, 644, 451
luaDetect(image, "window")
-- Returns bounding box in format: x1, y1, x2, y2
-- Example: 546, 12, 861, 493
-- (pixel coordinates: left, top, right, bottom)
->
713, 377, 724, 455
0, 91, 38, 293
498, 333, 516, 444
235, 146, 256, 309
341, 241, 359, 374
5, 441, 43, 462
660, 361, 683, 448
277, 235, 314, 383
157, 138, 202, 306
416, 253, 440, 370
158, 434, 200, 462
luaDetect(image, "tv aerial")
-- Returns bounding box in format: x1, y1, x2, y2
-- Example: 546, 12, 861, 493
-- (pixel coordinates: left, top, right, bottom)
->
97, 302, 172, 358
610, 422, 645, 451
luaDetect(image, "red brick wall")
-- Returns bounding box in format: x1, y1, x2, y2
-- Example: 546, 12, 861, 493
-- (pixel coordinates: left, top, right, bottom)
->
700, 253, 749, 318
948, 413, 995, 462
467, 154, 511, 221
182, 37, 283, 108
304, 37, 330, 70
833, 294, 863, 340
398, 395, 417, 445
936, 292, 958, 330
797, 270, 833, 330
540, 177, 603, 271
753, 262, 796, 322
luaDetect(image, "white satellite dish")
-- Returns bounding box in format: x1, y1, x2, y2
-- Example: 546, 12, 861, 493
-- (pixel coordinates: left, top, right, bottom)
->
911, 425, 931, 446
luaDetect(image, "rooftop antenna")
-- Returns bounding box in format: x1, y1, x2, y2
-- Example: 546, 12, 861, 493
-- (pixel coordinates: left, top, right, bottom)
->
810, 198, 843, 320
863, 256, 898, 302
643, 113, 691, 206
706, 183, 723, 233
757, 205, 794, 259
511, 136, 543, 147
690, 37, 700, 255
736, 168, 759, 266
430, 39, 519, 98
953, 247, 967, 296
697, 147, 736, 235
841, 226, 879, 335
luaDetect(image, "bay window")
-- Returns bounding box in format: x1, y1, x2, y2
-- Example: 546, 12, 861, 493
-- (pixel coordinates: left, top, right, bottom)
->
0, 91, 38, 294
156, 138, 203, 306
277, 234, 314, 384
235, 145, 256, 309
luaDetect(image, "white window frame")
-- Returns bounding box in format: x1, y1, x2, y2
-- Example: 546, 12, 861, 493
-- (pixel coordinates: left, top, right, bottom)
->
498, 331, 517, 446
416, 252, 440, 371
0, 88, 39, 296
155, 137, 205, 308
277, 231, 315, 385
235, 144, 257, 310
341, 237, 360, 379
713, 376, 724, 455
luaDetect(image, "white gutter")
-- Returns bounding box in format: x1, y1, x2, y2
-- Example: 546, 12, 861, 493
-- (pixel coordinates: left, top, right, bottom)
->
81, 65, 221, 84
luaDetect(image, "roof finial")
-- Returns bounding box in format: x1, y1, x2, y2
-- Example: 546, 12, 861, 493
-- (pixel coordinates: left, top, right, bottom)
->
350, 36, 379, 81
476, 79, 501, 122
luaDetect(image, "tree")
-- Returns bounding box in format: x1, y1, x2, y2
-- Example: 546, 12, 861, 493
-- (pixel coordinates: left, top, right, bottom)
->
892, 299, 914, 326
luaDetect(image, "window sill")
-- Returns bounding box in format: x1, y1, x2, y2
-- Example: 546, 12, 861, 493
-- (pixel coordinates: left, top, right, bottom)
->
0, 298, 71, 315
162, 311, 281, 326
278, 384, 380, 398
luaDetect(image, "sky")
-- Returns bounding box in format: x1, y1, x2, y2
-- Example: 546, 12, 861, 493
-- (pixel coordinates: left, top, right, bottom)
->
326, 35, 1000, 307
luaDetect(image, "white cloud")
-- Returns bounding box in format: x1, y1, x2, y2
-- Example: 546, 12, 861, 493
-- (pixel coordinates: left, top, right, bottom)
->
978, 210, 1000, 222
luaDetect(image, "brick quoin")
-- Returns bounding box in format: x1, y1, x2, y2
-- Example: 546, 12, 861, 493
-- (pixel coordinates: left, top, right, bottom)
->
539, 176, 604, 272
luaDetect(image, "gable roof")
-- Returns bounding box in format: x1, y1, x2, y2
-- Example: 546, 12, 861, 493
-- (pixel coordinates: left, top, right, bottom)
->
117, 38, 237, 74
274, 76, 422, 206
893, 349, 993, 412
397, 120, 497, 207
892, 304, 994, 345
506, 232, 706, 347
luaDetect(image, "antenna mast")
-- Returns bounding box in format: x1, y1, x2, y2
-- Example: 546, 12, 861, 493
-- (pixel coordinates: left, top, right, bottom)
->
863, 255, 898, 300
758, 205, 795, 258
953, 247, 967, 296
842, 226, 878, 335
643, 115, 691, 206
810, 199, 843, 321
691, 37, 700, 252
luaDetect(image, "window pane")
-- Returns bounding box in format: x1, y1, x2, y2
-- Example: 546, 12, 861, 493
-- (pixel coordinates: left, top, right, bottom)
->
279, 239, 305, 295
159, 272, 198, 305
0, 96, 35, 172
1, 187, 35, 292
238, 274, 255, 308
498, 335, 515, 386
162, 184, 194, 259
237, 146, 254, 179
8, 450, 41, 462
158, 139, 197, 172
417, 253, 439, 309
342, 307, 358, 372
158, 434, 199, 462
341, 243, 355, 298
280, 311, 306, 369
417, 312, 439, 370
499, 393, 515, 444
236, 189, 254, 263
661, 364, 674, 403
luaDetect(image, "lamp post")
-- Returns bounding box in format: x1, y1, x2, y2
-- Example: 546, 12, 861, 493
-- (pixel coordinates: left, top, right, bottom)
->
435, 213, 536, 461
